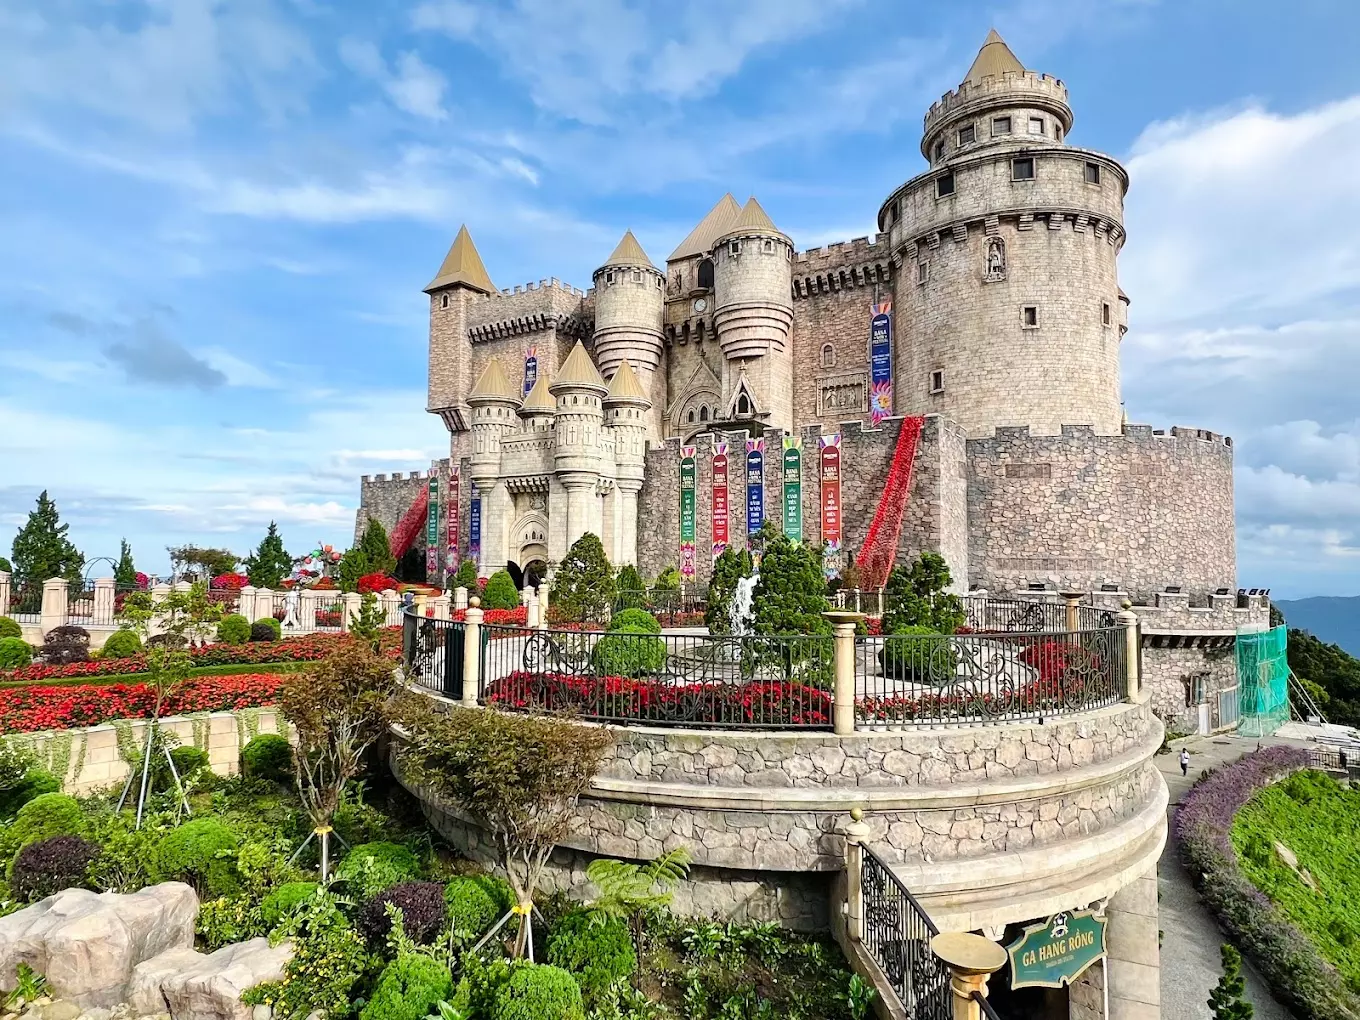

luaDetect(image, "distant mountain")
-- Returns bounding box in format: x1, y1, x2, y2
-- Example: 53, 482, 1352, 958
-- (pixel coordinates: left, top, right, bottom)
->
1277, 596, 1360, 656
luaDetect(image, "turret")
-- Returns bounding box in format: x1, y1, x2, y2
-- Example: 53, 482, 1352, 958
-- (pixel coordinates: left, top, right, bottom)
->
550, 342, 609, 547
518, 375, 556, 432
603, 359, 651, 565
593, 231, 665, 441
425, 225, 497, 434
466, 359, 521, 489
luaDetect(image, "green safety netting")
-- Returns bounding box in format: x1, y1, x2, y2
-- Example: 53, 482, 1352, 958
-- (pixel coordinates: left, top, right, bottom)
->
1237, 625, 1289, 737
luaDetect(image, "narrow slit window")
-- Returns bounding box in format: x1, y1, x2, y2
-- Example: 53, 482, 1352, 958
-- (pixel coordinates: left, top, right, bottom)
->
917, 261, 929, 284
930, 370, 945, 394
1102, 302, 1112, 326
1022, 305, 1039, 328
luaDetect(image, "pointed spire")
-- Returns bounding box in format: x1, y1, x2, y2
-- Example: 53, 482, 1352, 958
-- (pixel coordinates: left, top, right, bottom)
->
963, 28, 1025, 86
468, 359, 519, 403
550, 341, 607, 392
521, 374, 556, 414
424, 225, 497, 295
603, 230, 655, 269
668, 194, 742, 261
604, 359, 650, 406
731, 196, 780, 234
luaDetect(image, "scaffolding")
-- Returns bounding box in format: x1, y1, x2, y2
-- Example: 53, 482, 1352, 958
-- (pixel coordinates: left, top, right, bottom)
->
1237, 625, 1290, 737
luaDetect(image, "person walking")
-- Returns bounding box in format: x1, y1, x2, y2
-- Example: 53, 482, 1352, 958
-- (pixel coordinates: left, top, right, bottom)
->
1180, 747, 1190, 777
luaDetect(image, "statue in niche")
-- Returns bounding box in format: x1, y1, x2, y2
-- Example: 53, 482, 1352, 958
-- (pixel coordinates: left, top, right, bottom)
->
984, 236, 1006, 281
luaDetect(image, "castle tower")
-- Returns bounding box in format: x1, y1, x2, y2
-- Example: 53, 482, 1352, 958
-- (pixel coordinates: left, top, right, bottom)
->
550, 342, 609, 549
880, 30, 1128, 436
465, 359, 521, 572
592, 230, 665, 443
425, 225, 497, 438
603, 359, 651, 565
712, 197, 794, 433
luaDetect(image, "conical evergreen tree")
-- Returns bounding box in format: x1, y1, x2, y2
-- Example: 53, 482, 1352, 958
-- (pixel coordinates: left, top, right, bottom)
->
243, 522, 293, 588
357, 518, 397, 576
1208, 944, 1253, 1020
11, 491, 84, 587
113, 539, 138, 588
551, 533, 615, 623
750, 522, 830, 636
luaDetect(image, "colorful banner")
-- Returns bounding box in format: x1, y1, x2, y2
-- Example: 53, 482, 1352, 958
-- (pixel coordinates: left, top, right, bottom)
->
782, 437, 802, 545
712, 442, 729, 559
819, 434, 842, 579
468, 484, 482, 574
445, 464, 460, 579
745, 438, 765, 539
869, 299, 893, 426
679, 446, 697, 580
425, 472, 440, 579
523, 345, 538, 397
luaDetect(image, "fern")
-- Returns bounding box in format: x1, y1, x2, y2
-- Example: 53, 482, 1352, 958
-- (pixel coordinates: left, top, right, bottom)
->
586, 848, 692, 957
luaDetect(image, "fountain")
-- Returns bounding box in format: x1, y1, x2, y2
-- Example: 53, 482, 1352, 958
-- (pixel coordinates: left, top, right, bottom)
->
729, 573, 758, 636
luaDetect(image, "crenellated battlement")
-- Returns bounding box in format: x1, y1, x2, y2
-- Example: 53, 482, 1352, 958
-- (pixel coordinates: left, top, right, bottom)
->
791, 236, 893, 300
794, 235, 886, 265
923, 71, 1068, 133
977, 423, 1234, 449
466, 277, 587, 332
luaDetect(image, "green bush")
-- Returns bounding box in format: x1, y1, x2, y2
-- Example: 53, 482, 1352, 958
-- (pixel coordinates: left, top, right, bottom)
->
614, 566, 646, 610
361, 953, 454, 1020
482, 570, 521, 611
0, 617, 22, 640
217, 614, 251, 645
491, 963, 585, 1020
608, 608, 660, 634
0, 637, 32, 670
151, 819, 239, 897
0, 769, 60, 819
881, 552, 965, 636
445, 874, 514, 940
879, 626, 958, 686
546, 910, 636, 1005
100, 628, 142, 659
453, 558, 479, 591
592, 624, 666, 678
551, 533, 615, 623
152, 746, 210, 791
750, 523, 830, 637
3, 793, 84, 864
241, 733, 292, 783
261, 881, 319, 927
335, 841, 421, 898
251, 617, 282, 642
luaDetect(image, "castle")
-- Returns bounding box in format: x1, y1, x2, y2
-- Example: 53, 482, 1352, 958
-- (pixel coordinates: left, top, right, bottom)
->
358, 31, 1267, 732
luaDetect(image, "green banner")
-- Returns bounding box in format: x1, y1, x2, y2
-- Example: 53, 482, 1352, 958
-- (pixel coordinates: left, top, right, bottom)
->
1006, 911, 1106, 989
782, 437, 802, 544
680, 446, 697, 580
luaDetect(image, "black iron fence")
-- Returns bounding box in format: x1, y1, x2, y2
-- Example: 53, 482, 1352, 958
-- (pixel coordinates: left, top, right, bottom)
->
962, 596, 1115, 634
611, 589, 708, 626
860, 844, 951, 1020
1307, 747, 1358, 773
7, 577, 42, 623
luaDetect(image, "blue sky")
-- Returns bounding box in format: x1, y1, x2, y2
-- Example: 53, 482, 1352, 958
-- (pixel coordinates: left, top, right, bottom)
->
1, 0, 1358, 598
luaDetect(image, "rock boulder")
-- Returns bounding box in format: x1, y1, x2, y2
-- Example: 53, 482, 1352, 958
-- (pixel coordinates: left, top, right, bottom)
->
127, 938, 292, 1020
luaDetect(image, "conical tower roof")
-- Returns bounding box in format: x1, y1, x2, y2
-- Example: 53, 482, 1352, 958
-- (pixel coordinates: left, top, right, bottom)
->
668, 194, 742, 261
424, 225, 497, 294
520, 374, 556, 414
963, 29, 1025, 85
468, 359, 519, 403
724, 196, 784, 237
604, 359, 650, 405
550, 341, 607, 392
602, 230, 656, 269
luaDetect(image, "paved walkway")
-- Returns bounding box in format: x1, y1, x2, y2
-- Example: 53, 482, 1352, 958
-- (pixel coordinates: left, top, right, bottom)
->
1157, 734, 1302, 1020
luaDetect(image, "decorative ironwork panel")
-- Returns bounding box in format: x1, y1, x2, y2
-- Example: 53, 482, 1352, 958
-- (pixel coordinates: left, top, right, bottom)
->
860, 845, 951, 1020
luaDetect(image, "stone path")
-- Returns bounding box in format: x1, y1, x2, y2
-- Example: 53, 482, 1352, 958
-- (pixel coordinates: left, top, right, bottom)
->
1157, 734, 1301, 1020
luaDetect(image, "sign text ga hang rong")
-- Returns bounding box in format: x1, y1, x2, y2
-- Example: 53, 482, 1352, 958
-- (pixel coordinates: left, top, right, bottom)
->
1005, 910, 1107, 990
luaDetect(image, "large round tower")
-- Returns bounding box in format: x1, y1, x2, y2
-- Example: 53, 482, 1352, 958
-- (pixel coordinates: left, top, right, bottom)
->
879, 29, 1128, 437
713, 197, 794, 433
550, 342, 609, 549
592, 231, 665, 442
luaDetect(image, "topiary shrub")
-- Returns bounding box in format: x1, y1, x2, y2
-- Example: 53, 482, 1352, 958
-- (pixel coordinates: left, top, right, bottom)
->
357, 880, 447, 949
0, 637, 32, 670
41, 625, 91, 665
0, 768, 60, 819
100, 628, 142, 659
592, 624, 666, 678
360, 953, 454, 1020
12, 834, 100, 902
608, 608, 660, 634
251, 617, 282, 642
482, 570, 521, 612
0, 617, 22, 640
151, 818, 239, 897
261, 881, 319, 927
335, 841, 421, 898
241, 733, 292, 783
614, 566, 646, 610
545, 910, 636, 1006
491, 963, 585, 1020
879, 626, 958, 687
550, 533, 615, 624
145, 632, 188, 650
2, 793, 84, 863
445, 874, 514, 941
217, 613, 251, 645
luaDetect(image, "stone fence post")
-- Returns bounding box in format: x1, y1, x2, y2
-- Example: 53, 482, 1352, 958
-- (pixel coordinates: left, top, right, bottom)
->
239, 586, 257, 623
1117, 600, 1140, 701
342, 592, 362, 631
432, 594, 451, 621
841, 808, 871, 942
462, 598, 483, 708
150, 582, 171, 605
93, 577, 116, 625
1061, 589, 1085, 632
537, 582, 550, 627
524, 590, 539, 628
40, 578, 68, 636
0, 571, 9, 617
824, 611, 863, 736
454, 586, 469, 612
929, 932, 1007, 1020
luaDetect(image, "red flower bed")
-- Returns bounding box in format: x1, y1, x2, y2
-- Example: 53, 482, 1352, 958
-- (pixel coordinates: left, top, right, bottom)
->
451, 607, 528, 627
211, 573, 249, 591
485, 671, 831, 727
358, 573, 400, 594
310, 577, 338, 591
0, 674, 284, 733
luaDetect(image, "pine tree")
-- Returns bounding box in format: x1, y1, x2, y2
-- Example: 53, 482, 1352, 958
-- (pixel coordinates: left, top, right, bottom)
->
881, 552, 965, 636
750, 523, 830, 637
1208, 944, 1253, 1020
616, 564, 646, 610
551, 533, 615, 623
113, 539, 138, 588
11, 491, 84, 587
357, 518, 397, 577
243, 522, 293, 589
452, 558, 479, 591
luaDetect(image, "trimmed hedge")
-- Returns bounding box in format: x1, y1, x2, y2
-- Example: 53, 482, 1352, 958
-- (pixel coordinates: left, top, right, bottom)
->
217, 614, 251, 645
242, 733, 292, 783
591, 624, 666, 678
491, 964, 585, 1020
545, 910, 635, 1005
151, 819, 239, 898
0, 638, 32, 670
2, 793, 84, 864
0, 617, 21, 640
251, 618, 283, 642
608, 608, 660, 634
482, 571, 522, 612
0, 768, 60, 819
357, 881, 447, 948
261, 881, 318, 926
12, 834, 100, 902
100, 629, 143, 659
445, 874, 514, 942
335, 841, 421, 898
360, 953, 454, 1020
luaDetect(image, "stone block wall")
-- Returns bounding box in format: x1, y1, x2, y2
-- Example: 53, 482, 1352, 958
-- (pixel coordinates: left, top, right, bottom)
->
1142, 642, 1239, 735
355, 466, 446, 545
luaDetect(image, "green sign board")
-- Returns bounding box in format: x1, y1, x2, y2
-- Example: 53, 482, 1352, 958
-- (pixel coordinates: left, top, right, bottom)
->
1006, 910, 1106, 989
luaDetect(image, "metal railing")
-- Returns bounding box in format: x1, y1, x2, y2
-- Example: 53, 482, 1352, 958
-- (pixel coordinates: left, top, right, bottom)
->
8, 577, 42, 623
962, 596, 1114, 634
856, 625, 1126, 727
611, 589, 708, 626
860, 844, 951, 1020
974, 989, 1003, 1019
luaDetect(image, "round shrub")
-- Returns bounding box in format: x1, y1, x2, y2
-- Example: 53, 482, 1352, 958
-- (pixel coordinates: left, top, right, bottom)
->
360, 954, 454, 1020
151, 818, 239, 897
357, 881, 447, 949
241, 733, 292, 783
217, 614, 251, 645
591, 624, 665, 678
12, 834, 100, 902
445, 874, 514, 940
4, 793, 84, 862
250, 617, 282, 642
482, 570, 522, 611
0, 768, 60, 819
608, 608, 660, 634
261, 881, 318, 926
100, 628, 142, 659
0, 637, 32, 670
545, 910, 635, 1005
145, 632, 188, 650
335, 841, 421, 898
41, 625, 90, 665
0, 617, 22, 640
491, 964, 585, 1020
879, 626, 958, 687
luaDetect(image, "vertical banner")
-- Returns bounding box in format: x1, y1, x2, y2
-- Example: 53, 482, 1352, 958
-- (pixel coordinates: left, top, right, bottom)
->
679, 446, 697, 581
745, 438, 765, 540
445, 464, 460, 579
820, 434, 842, 579
468, 484, 482, 575
869, 299, 893, 426
782, 436, 802, 544
712, 442, 729, 560
425, 471, 440, 580
523, 345, 538, 397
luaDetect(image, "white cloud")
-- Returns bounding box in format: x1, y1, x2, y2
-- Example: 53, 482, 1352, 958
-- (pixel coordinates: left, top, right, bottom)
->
339, 39, 449, 120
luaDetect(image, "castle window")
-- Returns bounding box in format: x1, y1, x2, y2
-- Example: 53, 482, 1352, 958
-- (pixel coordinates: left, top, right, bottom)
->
695, 260, 712, 290
1102, 302, 1112, 326
917, 261, 929, 284
633, 270, 642, 282
1084, 162, 1102, 185
699, 405, 709, 422
1028, 116, 1045, 135
729, 240, 741, 256
821, 343, 835, 368
936, 172, 955, 198
440, 293, 449, 309
957, 124, 975, 146
1012, 157, 1035, 181
656, 276, 662, 288
930, 370, 945, 394
737, 392, 752, 416
763, 239, 774, 253
605, 271, 614, 284
992, 116, 1012, 135
933, 139, 946, 163
1022, 305, 1039, 328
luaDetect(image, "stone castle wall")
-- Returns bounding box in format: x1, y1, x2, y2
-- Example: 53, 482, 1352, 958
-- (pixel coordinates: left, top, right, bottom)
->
354, 467, 445, 545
